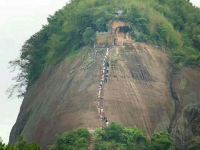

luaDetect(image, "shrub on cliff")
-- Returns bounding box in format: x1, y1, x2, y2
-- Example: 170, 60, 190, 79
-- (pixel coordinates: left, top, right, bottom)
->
49, 123, 174, 150
149, 132, 174, 150
83, 27, 96, 45
49, 128, 90, 150
95, 123, 148, 150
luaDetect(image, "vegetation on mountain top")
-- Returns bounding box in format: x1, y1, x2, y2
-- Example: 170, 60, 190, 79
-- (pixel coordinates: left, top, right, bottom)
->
10, 0, 200, 96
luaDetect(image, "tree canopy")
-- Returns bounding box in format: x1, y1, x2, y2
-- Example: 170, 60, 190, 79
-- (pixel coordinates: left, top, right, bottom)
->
11, 0, 200, 96
50, 123, 174, 150
0, 137, 41, 150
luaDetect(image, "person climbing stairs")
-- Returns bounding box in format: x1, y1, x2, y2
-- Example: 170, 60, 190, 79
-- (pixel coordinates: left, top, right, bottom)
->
96, 47, 111, 128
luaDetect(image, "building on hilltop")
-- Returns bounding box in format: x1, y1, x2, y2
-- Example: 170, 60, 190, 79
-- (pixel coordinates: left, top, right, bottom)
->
95, 21, 131, 47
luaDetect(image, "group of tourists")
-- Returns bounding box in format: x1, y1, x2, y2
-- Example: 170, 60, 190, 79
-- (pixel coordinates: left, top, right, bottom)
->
97, 48, 110, 128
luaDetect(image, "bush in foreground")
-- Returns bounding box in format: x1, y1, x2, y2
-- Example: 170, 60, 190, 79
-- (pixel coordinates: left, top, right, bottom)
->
0, 137, 41, 150
49, 128, 90, 150
50, 123, 174, 150
95, 123, 173, 150
1, 123, 174, 150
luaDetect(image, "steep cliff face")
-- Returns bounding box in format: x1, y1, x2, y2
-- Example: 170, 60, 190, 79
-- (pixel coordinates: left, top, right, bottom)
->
9, 48, 103, 148
103, 43, 173, 135
170, 68, 200, 149
9, 42, 199, 149
9, 42, 170, 147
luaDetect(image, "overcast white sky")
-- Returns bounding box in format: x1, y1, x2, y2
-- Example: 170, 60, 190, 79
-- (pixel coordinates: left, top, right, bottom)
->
190, 0, 200, 7
0, 0, 69, 143
0, 0, 199, 144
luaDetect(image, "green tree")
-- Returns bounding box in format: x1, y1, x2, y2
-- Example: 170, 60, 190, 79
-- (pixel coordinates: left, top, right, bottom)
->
50, 128, 90, 150
0, 137, 5, 150
0, 137, 41, 150
95, 17, 107, 32
150, 132, 173, 150
83, 27, 96, 45
15, 137, 41, 150
95, 123, 148, 150
10, 0, 200, 98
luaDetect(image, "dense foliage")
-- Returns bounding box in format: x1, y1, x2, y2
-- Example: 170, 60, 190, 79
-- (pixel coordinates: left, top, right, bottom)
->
95, 123, 148, 150
2, 124, 199, 149
49, 123, 174, 150
95, 123, 173, 150
11, 0, 200, 96
0, 137, 41, 150
49, 129, 90, 150
150, 133, 174, 150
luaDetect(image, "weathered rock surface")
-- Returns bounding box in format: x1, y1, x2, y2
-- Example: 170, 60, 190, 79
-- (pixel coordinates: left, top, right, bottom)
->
9, 43, 200, 149
170, 67, 200, 149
